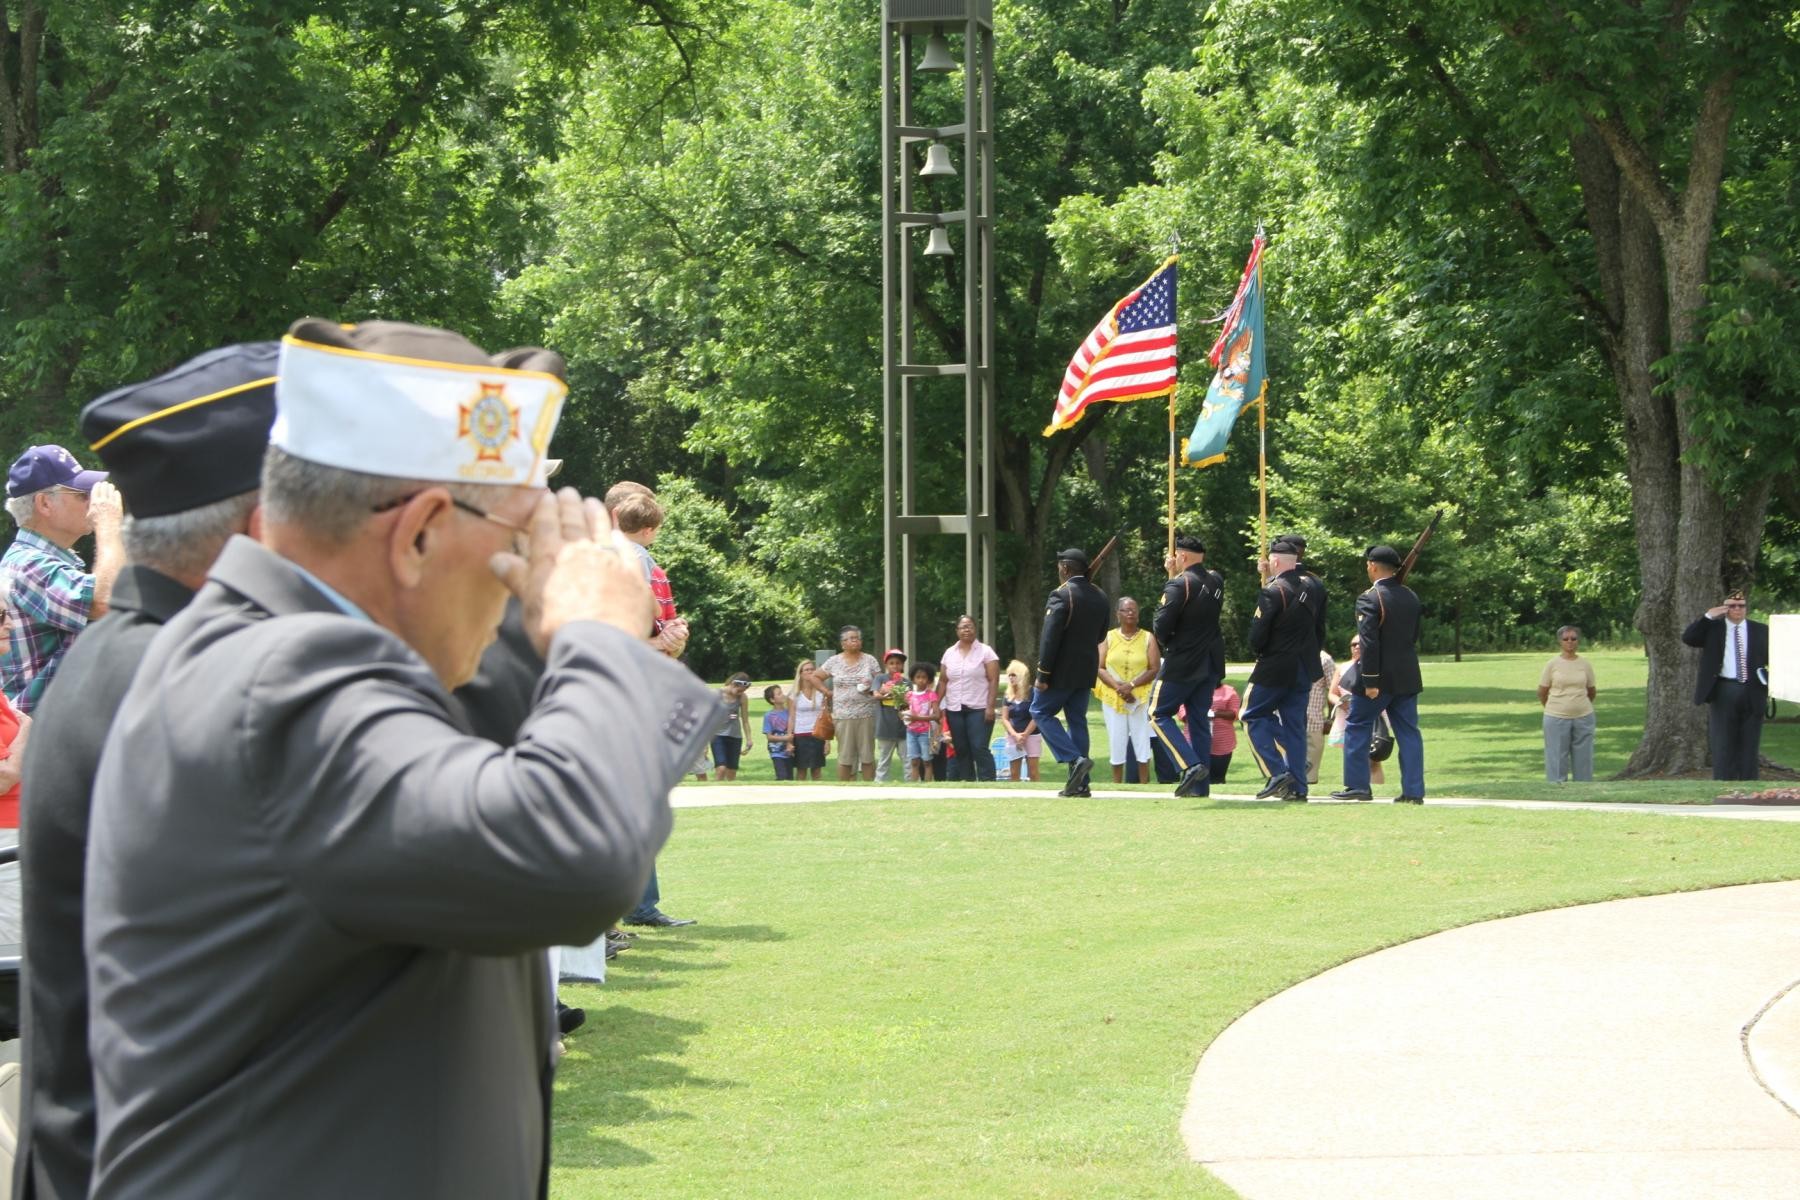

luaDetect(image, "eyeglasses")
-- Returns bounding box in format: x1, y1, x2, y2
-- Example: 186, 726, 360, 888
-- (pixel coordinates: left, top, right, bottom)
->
372, 491, 532, 554
1726, 602, 1746, 608
48, 487, 90, 501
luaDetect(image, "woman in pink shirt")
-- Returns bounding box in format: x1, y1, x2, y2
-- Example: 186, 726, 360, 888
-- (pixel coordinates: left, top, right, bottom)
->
936, 614, 1000, 781
1208, 679, 1242, 785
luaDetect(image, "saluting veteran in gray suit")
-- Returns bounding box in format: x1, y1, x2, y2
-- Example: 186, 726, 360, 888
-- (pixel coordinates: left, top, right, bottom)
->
83, 319, 719, 1200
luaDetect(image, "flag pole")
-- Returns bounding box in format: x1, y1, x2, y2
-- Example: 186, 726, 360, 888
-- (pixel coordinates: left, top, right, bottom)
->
1167, 386, 1177, 560
1257, 381, 1268, 583
1168, 232, 1181, 563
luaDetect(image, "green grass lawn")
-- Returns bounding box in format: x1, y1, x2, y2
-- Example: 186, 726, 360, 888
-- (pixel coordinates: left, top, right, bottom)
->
717, 649, 1799, 802
551, 799, 1800, 1198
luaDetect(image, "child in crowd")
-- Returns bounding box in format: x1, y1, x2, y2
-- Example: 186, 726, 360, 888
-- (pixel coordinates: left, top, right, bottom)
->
763, 684, 795, 780
607, 482, 690, 659
711, 673, 754, 781
874, 649, 909, 782
1001, 659, 1042, 781
903, 664, 940, 782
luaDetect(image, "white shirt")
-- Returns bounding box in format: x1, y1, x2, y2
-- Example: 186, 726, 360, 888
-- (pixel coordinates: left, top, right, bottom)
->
1718, 617, 1747, 681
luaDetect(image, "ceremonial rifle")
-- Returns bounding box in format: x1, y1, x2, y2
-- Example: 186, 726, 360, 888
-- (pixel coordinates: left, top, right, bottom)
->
1088, 532, 1123, 575
1397, 509, 1443, 586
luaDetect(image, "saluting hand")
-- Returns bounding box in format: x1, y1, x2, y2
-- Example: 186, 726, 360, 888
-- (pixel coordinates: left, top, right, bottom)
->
494, 488, 655, 655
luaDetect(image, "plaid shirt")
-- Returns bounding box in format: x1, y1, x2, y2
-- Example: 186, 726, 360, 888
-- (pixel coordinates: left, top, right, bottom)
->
2, 529, 96, 714
1307, 651, 1337, 733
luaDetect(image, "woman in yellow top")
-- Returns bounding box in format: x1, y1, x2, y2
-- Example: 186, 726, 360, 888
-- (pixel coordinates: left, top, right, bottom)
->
1095, 597, 1161, 783
1538, 625, 1598, 782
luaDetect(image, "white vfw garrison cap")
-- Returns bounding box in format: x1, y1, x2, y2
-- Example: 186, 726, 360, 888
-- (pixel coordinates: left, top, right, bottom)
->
273, 318, 568, 487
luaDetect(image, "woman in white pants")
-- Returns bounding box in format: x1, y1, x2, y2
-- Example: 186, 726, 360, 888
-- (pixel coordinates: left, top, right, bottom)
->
1095, 597, 1160, 783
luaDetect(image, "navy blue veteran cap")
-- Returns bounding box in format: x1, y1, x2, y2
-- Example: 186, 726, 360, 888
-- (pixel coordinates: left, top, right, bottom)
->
1365, 544, 1403, 568
80, 342, 279, 519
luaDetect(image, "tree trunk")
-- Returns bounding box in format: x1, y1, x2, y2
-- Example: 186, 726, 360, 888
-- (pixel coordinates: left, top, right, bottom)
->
1080, 432, 1124, 604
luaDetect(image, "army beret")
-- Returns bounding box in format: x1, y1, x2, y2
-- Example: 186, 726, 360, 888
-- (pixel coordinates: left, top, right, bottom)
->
80, 342, 279, 519
1269, 538, 1303, 556
274, 318, 568, 488
1278, 532, 1307, 553
1057, 547, 1090, 571
1365, 544, 1403, 567
1173, 534, 1206, 555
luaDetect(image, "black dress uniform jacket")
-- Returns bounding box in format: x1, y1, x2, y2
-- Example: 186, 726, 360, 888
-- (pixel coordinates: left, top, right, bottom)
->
83, 537, 715, 1200
1153, 565, 1226, 682
1037, 574, 1111, 690
1356, 577, 1423, 696
15, 567, 195, 1200
1680, 614, 1769, 704
1248, 568, 1325, 687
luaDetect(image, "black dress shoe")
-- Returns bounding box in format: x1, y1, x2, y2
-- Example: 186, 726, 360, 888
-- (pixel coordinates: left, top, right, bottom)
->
1174, 765, 1210, 798
1394, 794, 1425, 805
1065, 756, 1093, 796
1328, 788, 1374, 802
1065, 786, 1091, 797
1255, 772, 1294, 800
624, 909, 697, 928
557, 1003, 587, 1035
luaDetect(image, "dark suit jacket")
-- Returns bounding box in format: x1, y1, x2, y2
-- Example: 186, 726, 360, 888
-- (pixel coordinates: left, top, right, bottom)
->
15, 567, 194, 1200
84, 537, 714, 1200
1152, 565, 1225, 682
1357, 578, 1423, 697
1248, 568, 1325, 687
1037, 574, 1110, 690
1681, 615, 1770, 705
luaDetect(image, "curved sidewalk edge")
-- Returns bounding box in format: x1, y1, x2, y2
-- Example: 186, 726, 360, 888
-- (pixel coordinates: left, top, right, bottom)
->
1748, 978, 1800, 1120
1182, 880, 1800, 1200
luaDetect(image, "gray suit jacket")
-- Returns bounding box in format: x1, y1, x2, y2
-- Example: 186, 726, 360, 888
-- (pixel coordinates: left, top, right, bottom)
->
16, 566, 196, 1200
84, 537, 716, 1199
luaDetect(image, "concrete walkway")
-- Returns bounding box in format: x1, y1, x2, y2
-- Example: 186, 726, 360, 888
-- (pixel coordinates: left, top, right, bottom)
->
1182, 880, 1800, 1200
672, 782, 1800, 823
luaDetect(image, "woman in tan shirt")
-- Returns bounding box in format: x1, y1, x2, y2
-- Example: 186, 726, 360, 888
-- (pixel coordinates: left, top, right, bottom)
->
1538, 625, 1598, 782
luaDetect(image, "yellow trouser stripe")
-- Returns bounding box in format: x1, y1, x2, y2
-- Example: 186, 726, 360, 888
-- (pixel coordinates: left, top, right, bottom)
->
1148, 678, 1191, 772
1240, 683, 1274, 778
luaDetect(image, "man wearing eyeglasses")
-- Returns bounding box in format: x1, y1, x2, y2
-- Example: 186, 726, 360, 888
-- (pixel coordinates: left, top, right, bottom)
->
2, 446, 125, 713
83, 319, 718, 1200
1682, 591, 1770, 780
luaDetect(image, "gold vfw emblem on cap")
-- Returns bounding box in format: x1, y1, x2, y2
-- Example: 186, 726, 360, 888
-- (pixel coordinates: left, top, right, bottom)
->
458, 382, 519, 464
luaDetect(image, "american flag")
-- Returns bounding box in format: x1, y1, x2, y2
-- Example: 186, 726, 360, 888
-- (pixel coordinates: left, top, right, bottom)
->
1044, 257, 1178, 436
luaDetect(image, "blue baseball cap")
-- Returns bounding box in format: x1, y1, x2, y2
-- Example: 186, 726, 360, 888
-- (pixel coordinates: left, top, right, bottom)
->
6, 445, 107, 498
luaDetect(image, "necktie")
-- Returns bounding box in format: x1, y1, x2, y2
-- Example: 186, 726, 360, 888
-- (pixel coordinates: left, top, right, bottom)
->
1736, 622, 1747, 683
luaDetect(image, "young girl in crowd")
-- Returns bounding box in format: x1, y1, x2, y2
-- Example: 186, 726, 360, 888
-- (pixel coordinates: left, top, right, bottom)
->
903, 664, 940, 782
1001, 660, 1042, 781
787, 660, 829, 781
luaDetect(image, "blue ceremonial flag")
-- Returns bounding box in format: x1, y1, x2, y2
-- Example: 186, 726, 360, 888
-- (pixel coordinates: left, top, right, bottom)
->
1183, 235, 1266, 468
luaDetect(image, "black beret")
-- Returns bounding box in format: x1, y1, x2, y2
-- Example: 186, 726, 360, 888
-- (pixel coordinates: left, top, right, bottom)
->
1279, 532, 1307, 552
1365, 544, 1403, 568
1269, 538, 1303, 556
80, 343, 279, 519
1057, 547, 1090, 571
1173, 534, 1206, 555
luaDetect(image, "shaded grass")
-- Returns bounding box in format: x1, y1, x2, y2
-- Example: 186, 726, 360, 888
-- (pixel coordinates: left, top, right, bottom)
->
550, 797, 1800, 1198
717, 650, 1800, 802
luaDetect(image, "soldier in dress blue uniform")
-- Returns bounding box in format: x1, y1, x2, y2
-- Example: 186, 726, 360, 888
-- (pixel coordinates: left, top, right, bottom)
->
1149, 534, 1225, 797
1331, 545, 1426, 803
1031, 548, 1110, 797
1244, 537, 1325, 801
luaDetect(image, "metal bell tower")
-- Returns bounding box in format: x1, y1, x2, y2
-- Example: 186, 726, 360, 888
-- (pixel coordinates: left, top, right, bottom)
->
879, 0, 997, 660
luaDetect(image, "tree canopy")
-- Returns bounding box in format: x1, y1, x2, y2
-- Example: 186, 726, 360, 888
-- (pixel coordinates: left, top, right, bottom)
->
4, 0, 1796, 761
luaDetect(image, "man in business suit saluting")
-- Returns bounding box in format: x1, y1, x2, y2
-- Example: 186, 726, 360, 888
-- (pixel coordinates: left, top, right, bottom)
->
1681, 591, 1769, 780
1332, 545, 1426, 804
